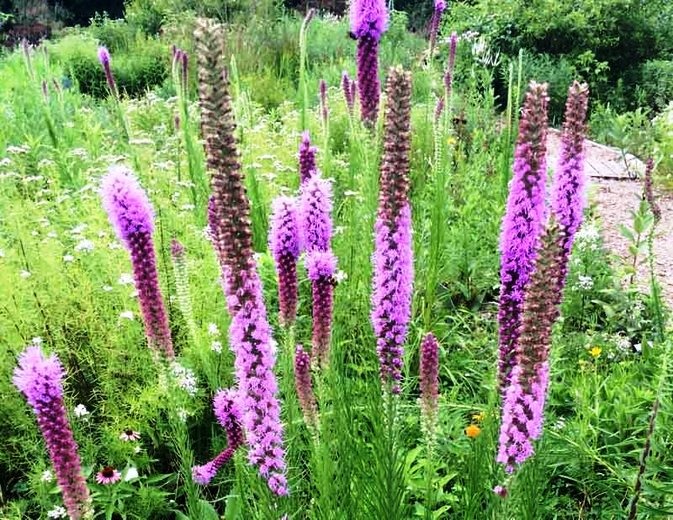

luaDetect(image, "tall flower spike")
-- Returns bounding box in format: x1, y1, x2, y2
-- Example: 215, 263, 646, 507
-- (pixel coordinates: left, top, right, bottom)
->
269, 197, 301, 326
300, 175, 333, 254
550, 81, 590, 291
350, 0, 388, 126
171, 239, 198, 341
497, 220, 563, 473
195, 19, 287, 496
419, 333, 440, 445
298, 131, 318, 186
372, 67, 414, 394
497, 81, 549, 392
294, 345, 318, 430
98, 46, 117, 97
305, 250, 337, 366
428, 0, 447, 58
101, 166, 175, 359
319, 79, 329, 127
192, 388, 245, 485
342, 71, 356, 115
300, 175, 336, 366
444, 32, 458, 102
13, 346, 92, 519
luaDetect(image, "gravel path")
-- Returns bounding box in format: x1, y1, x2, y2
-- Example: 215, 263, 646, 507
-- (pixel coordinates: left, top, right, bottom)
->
547, 130, 673, 307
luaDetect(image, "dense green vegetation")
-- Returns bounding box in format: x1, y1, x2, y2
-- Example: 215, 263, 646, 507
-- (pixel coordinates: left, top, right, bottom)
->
0, 1, 671, 518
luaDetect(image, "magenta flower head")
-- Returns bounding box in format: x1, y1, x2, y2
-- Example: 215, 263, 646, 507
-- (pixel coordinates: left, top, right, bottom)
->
419, 333, 440, 441
497, 82, 549, 392
193, 388, 245, 485
298, 131, 318, 186
13, 346, 92, 519
550, 81, 590, 289
269, 196, 301, 326
497, 220, 563, 473
305, 250, 337, 366
372, 67, 413, 395
294, 345, 318, 429
97, 46, 117, 96
300, 175, 333, 253
196, 19, 287, 495
101, 166, 175, 359
350, 0, 388, 126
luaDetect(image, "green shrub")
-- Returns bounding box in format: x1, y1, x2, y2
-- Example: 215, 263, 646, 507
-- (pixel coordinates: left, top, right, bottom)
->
51, 33, 170, 99
639, 60, 673, 112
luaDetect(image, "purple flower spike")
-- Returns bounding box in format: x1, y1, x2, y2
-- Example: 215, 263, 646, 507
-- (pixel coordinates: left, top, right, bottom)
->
269, 197, 301, 326
550, 81, 590, 290
101, 166, 175, 359
193, 389, 244, 485
444, 32, 458, 100
419, 333, 439, 440
350, 0, 388, 126
497, 82, 549, 392
428, 0, 447, 57
300, 175, 333, 253
13, 346, 92, 519
342, 71, 356, 115
643, 157, 661, 223
196, 20, 287, 495
497, 221, 563, 473
299, 131, 318, 185
372, 67, 413, 394
97, 46, 117, 96
306, 251, 337, 366
294, 345, 318, 429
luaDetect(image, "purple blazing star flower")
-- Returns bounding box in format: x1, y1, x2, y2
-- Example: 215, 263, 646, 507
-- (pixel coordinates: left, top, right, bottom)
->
269, 197, 301, 326
550, 81, 590, 291
350, 0, 389, 126
497, 82, 549, 392
419, 332, 439, 441
294, 345, 318, 429
371, 67, 413, 394
305, 250, 337, 366
101, 166, 175, 359
98, 46, 117, 96
298, 131, 318, 186
13, 346, 92, 519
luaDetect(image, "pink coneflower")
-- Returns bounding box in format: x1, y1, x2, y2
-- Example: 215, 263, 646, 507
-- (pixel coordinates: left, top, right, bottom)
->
119, 429, 141, 442
96, 466, 121, 485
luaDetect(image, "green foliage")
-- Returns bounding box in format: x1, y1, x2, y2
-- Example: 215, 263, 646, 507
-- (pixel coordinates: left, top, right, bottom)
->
639, 60, 673, 113
52, 31, 169, 99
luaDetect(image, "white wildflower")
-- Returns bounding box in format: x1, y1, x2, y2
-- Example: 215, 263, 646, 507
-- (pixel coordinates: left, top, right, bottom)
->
74, 240, 94, 253
41, 469, 54, 482
211, 341, 223, 354
207, 323, 220, 336
119, 311, 135, 320
47, 506, 67, 518
118, 273, 134, 285
73, 404, 89, 418
334, 270, 348, 283
63, 254, 74, 263
577, 275, 593, 290
102, 285, 113, 292
123, 467, 139, 481
20, 270, 31, 279
171, 363, 198, 396
70, 224, 87, 235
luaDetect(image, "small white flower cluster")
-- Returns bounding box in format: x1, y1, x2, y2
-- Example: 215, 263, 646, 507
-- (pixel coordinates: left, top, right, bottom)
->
73, 404, 89, 418
577, 275, 594, 291
47, 506, 67, 518
574, 223, 601, 251
171, 362, 198, 396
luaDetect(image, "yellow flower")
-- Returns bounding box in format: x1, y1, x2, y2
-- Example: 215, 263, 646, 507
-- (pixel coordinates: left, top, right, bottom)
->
589, 346, 602, 359
447, 136, 457, 147
465, 424, 481, 439
472, 412, 485, 422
